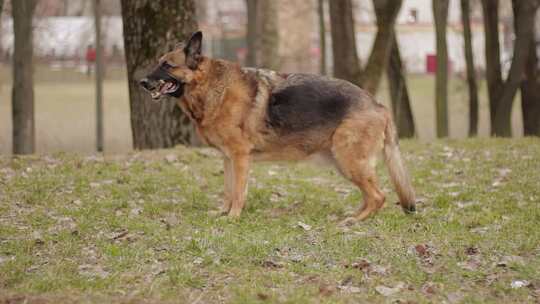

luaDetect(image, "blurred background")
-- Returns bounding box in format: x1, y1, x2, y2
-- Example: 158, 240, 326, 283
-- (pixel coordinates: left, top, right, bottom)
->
0, 0, 539, 155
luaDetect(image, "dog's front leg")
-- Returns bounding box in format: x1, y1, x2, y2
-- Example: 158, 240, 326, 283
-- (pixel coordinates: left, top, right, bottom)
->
220, 157, 233, 215
228, 154, 250, 218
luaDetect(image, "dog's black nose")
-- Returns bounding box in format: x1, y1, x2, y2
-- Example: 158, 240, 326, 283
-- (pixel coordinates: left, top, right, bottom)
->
139, 78, 153, 91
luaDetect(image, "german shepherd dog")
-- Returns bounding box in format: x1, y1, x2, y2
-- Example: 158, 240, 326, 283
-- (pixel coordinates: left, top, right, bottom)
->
139, 31, 416, 223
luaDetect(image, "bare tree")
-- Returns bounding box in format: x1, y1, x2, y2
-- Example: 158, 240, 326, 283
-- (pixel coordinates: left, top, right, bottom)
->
482, 0, 539, 136
244, 0, 279, 70
481, 0, 503, 133
521, 25, 540, 136
461, 0, 479, 136
12, 0, 37, 154
245, 0, 258, 67
328, 0, 362, 83
387, 35, 415, 138
121, 0, 197, 149
258, 0, 279, 70
329, 0, 402, 94
318, 0, 327, 75
433, 0, 449, 138
93, 0, 104, 152
361, 0, 402, 93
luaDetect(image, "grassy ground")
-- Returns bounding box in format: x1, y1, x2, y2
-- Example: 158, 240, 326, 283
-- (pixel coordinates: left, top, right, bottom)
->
0, 64, 525, 154
1, 138, 539, 303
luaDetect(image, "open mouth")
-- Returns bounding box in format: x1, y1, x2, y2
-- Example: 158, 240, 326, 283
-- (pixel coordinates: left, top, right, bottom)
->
150, 80, 181, 100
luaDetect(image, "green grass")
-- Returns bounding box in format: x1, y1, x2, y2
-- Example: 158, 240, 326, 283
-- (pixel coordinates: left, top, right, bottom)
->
1, 138, 539, 303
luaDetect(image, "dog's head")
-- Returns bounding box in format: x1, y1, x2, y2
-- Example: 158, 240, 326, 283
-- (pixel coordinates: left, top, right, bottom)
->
139, 31, 203, 100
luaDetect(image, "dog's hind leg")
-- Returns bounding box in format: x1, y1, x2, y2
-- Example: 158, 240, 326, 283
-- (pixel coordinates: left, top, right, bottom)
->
331, 111, 387, 223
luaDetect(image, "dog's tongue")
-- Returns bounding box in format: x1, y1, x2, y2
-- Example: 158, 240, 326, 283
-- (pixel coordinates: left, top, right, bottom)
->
160, 82, 173, 94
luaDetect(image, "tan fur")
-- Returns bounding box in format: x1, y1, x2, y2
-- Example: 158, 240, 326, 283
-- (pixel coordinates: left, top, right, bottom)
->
158, 48, 416, 222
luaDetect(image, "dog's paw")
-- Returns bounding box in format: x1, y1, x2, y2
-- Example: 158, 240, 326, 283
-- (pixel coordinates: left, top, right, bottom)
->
402, 203, 416, 214
227, 208, 242, 219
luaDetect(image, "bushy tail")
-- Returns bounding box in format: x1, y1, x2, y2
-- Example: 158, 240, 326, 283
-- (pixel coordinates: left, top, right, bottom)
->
383, 115, 416, 213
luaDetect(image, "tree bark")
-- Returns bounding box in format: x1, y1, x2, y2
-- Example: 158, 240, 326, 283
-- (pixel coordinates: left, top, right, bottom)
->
433, 0, 449, 138
12, 0, 36, 155
93, 0, 104, 152
245, 0, 258, 67
328, 0, 362, 83
258, 0, 280, 70
120, 0, 197, 149
461, 0, 479, 136
329, 0, 402, 94
521, 29, 540, 136
492, 0, 538, 137
387, 34, 415, 138
361, 0, 402, 94
318, 0, 327, 75
481, 0, 503, 132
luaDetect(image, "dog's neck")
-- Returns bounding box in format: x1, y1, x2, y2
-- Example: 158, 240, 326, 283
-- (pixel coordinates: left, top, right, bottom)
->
180, 58, 233, 125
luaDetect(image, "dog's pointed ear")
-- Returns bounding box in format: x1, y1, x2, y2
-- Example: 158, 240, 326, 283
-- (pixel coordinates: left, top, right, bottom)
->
184, 31, 203, 70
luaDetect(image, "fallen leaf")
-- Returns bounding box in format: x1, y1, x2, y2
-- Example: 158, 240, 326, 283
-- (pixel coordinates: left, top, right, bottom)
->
108, 229, 129, 241
130, 207, 143, 216
261, 260, 284, 269
495, 255, 525, 267
348, 259, 370, 271
375, 282, 405, 296
465, 246, 479, 256
297, 221, 312, 231
511, 280, 530, 289
319, 283, 336, 297
338, 285, 362, 293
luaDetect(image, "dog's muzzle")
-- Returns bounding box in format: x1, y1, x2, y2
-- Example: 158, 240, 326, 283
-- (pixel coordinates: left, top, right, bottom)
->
139, 65, 184, 100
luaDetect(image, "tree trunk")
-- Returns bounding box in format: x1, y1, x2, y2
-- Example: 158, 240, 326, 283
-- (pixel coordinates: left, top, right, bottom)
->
492, 0, 538, 137
258, 0, 280, 70
387, 34, 415, 138
120, 0, 197, 149
245, 0, 258, 67
329, 0, 402, 94
433, 0, 449, 138
12, 0, 36, 155
318, 0, 327, 75
93, 0, 104, 152
521, 28, 540, 136
481, 0, 503, 133
328, 0, 362, 83
360, 0, 402, 94
0, 0, 4, 51
461, 0, 479, 136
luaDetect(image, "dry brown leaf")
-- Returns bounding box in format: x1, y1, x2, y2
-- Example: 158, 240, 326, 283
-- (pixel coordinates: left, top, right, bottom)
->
375, 282, 405, 296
